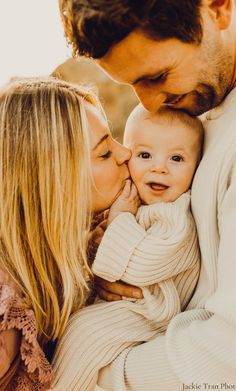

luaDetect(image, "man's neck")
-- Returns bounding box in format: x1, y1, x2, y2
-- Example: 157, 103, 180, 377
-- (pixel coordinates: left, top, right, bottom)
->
227, 14, 236, 91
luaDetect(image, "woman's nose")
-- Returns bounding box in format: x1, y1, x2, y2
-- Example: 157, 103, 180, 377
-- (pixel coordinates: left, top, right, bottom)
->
117, 144, 131, 165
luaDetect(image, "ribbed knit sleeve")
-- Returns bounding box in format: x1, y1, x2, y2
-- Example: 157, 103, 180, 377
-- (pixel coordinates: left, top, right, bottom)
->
92, 193, 198, 286
98, 89, 236, 389
92, 212, 146, 282
165, 160, 236, 384
98, 335, 183, 391
97, 168, 236, 390
52, 191, 200, 391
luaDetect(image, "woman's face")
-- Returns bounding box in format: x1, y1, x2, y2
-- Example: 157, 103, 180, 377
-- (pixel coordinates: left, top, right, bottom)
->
87, 103, 131, 212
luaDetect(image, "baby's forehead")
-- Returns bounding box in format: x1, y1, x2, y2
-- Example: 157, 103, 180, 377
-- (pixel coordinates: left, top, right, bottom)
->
124, 126, 201, 160
125, 113, 189, 138
124, 106, 202, 147
126, 106, 184, 132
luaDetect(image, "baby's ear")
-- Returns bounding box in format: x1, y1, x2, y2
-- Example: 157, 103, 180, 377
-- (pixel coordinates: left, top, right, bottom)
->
208, 0, 233, 30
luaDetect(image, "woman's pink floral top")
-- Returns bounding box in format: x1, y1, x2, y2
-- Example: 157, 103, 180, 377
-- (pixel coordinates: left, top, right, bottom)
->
0, 269, 52, 390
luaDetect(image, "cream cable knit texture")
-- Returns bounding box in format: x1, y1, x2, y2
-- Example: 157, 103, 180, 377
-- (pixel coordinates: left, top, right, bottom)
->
52, 192, 200, 391
97, 87, 236, 390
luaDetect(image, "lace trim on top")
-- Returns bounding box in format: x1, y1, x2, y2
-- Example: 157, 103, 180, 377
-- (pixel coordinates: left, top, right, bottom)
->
0, 284, 53, 390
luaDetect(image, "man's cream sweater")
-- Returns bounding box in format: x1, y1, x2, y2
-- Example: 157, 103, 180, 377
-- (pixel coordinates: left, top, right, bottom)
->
97, 88, 236, 390
52, 193, 199, 391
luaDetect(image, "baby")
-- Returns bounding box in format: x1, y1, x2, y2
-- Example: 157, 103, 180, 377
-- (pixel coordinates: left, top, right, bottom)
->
52, 105, 203, 391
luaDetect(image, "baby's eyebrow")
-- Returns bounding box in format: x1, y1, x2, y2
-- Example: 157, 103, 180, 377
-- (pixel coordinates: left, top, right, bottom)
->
170, 147, 186, 151
132, 143, 152, 149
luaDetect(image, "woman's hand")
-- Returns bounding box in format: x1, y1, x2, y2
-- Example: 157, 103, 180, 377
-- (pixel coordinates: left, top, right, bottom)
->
95, 276, 143, 301
108, 179, 140, 224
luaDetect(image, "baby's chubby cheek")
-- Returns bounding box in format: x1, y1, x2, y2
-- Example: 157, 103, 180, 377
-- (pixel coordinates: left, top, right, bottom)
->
127, 158, 143, 186
127, 168, 145, 203
127, 155, 138, 176
127, 163, 137, 188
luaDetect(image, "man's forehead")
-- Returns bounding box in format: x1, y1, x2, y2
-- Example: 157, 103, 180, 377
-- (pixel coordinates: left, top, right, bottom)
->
97, 30, 184, 85
97, 30, 176, 84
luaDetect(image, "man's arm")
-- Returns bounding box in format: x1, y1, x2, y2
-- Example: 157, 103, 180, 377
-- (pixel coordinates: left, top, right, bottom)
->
98, 334, 183, 390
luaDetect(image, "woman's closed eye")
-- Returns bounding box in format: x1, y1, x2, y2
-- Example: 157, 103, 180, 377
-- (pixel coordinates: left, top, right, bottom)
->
138, 151, 152, 159
170, 155, 184, 162
100, 150, 112, 159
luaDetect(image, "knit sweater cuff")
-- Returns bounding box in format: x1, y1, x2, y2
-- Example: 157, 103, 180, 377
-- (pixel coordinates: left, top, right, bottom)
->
92, 213, 145, 282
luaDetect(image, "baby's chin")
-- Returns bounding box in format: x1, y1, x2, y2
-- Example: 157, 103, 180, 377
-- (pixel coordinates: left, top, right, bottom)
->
140, 192, 176, 205
138, 184, 186, 205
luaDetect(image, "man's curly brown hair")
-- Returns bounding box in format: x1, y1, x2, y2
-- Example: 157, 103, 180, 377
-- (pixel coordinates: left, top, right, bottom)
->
59, 0, 203, 59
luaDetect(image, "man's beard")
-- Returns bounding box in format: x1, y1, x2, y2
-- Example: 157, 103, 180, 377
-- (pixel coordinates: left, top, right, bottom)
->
165, 83, 221, 116
182, 84, 217, 116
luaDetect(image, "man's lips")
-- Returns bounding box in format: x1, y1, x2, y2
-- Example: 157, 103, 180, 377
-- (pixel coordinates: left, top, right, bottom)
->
147, 182, 169, 191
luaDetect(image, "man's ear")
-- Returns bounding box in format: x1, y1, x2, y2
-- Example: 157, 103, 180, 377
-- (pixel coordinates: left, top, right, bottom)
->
208, 0, 233, 29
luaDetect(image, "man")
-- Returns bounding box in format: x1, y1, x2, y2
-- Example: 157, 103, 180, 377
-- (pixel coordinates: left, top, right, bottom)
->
59, 1, 236, 389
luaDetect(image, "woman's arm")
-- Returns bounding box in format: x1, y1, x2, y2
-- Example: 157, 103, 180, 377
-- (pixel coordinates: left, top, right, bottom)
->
0, 269, 21, 378
0, 329, 20, 378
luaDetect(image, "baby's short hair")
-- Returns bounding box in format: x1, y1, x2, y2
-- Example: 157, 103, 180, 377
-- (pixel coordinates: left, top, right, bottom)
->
157, 107, 203, 145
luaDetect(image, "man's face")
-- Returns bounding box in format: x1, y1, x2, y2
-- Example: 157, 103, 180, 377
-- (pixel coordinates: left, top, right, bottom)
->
98, 9, 234, 115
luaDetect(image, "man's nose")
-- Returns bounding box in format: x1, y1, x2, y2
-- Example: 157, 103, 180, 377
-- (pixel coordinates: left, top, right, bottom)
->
134, 87, 166, 113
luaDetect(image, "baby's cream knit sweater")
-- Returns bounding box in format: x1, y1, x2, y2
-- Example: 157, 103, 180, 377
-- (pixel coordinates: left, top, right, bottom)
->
52, 192, 200, 391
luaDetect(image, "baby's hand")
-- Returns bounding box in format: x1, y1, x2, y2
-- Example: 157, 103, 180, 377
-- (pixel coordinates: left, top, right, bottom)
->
108, 179, 140, 224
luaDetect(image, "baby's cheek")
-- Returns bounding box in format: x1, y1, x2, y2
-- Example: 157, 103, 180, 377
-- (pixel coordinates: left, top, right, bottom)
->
127, 158, 139, 179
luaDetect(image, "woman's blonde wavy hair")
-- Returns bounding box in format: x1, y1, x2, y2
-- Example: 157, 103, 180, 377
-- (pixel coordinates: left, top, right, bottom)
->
0, 76, 99, 342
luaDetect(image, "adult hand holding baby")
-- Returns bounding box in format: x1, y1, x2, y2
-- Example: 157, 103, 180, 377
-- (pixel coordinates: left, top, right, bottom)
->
95, 276, 143, 301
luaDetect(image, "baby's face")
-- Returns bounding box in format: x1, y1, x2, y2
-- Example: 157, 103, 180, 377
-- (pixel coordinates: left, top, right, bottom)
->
124, 115, 200, 204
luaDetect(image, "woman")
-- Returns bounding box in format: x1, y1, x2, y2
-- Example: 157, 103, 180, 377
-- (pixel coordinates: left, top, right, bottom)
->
0, 76, 130, 390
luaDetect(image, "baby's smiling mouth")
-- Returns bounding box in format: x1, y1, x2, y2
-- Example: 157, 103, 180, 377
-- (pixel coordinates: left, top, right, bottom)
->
147, 182, 169, 191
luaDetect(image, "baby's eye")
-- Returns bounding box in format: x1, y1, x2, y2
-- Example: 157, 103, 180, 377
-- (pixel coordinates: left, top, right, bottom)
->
170, 155, 184, 162
138, 152, 152, 159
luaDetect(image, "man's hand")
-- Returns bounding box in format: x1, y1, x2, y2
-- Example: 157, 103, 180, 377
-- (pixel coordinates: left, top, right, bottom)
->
95, 276, 143, 301
108, 179, 140, 224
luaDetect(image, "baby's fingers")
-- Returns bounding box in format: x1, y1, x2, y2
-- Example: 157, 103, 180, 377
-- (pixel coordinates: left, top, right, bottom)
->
130, 182, 138, 198
130, 183, 141, 205
121, 179, 132, 197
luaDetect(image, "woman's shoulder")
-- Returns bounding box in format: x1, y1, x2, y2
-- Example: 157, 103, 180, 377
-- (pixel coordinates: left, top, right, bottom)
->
0, 267, 23, 323
0, 267, 21, 293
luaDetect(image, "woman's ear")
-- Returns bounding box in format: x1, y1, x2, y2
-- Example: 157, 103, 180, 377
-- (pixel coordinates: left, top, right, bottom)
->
207, 0, 233, 29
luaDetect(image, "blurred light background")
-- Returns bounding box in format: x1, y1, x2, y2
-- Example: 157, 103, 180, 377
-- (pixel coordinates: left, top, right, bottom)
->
0, 0, 70, 85
0, 0, 137, 139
